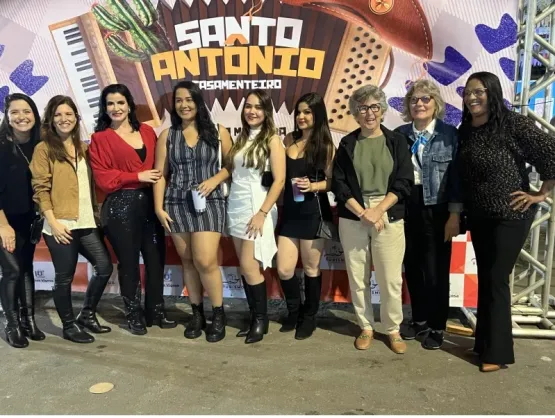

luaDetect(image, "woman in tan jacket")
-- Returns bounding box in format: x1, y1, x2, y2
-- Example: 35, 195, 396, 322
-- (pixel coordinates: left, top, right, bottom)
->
30, 95, 113, 344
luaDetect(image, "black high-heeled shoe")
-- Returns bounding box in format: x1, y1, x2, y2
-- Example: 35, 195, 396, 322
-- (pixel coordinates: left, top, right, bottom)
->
20, 308, 46, 341
4, 311, 29, 348
122, 296, 147, 335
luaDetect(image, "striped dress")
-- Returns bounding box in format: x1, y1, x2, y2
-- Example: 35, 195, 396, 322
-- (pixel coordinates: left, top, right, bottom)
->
164, 126, 226, 233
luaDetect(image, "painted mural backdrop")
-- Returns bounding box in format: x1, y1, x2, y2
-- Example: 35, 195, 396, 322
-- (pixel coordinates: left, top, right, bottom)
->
0, 0, 519, 307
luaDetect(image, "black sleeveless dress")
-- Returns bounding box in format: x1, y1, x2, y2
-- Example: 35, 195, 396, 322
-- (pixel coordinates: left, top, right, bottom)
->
279, 155, 333, 240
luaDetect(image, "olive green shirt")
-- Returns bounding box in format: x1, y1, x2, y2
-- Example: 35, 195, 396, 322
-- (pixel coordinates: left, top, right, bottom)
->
353, 134, 393, 197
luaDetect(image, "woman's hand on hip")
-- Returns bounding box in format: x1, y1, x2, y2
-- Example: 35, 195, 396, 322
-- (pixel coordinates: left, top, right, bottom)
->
51, 220, 73, 245
198, 177, 219, 197
155, 209, 174, 234
0, 224, 16, 253
510, 190, 546, 212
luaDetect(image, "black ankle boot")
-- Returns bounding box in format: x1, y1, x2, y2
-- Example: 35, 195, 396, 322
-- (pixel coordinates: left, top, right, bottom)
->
76, 310, 111, 334
279, 275, 301, 333
295, 274, 321, 340
206, 306, 226, 343
237, 276, 254, 337
19, 272, 45, 341
4, 311, 28, 348
146, 303, 177, 329
245, 282, 269, 344
62, 322, 94, 343
185, 303, 206, 339
122, 296, 147, 335
20, 307, 46, 341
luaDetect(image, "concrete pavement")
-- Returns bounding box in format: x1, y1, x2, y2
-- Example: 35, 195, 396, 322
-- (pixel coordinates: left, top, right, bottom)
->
0, 293, 554, 415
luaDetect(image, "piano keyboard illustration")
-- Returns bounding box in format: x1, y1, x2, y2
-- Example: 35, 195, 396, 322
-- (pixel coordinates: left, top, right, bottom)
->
51, 23, 103, 136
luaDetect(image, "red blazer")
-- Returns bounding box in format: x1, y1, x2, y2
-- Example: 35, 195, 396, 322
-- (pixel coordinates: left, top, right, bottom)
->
89, 124, 157, 194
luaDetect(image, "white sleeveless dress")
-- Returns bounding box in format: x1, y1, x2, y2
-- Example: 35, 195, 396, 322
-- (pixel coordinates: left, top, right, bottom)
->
226, 129, 278, 270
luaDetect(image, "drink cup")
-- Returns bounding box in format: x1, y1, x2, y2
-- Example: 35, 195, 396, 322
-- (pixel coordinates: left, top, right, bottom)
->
192, 188, 206, 213
291, 178, 305, 202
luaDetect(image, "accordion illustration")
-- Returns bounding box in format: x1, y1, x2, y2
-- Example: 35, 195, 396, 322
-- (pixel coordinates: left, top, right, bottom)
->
48, 0, 433, 137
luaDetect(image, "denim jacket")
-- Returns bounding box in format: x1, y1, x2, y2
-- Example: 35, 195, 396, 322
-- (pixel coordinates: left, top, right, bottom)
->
395, 119, 463, 212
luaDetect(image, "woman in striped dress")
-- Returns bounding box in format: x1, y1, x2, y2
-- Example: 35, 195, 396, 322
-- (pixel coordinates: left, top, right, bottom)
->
153, 81, 233, 343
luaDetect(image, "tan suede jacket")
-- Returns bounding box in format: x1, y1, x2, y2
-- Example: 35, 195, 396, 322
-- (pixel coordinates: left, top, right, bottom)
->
30, 141, 99, 221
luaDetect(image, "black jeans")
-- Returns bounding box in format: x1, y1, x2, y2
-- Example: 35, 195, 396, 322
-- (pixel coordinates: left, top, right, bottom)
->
404, 186, 452, 331
44, 228, 113, 326
0, 213, 36, 316
469, 215, 533, 365
101, 188, 165, 312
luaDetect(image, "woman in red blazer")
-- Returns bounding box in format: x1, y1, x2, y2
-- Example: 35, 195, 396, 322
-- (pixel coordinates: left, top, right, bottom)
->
88, 84, 176, 335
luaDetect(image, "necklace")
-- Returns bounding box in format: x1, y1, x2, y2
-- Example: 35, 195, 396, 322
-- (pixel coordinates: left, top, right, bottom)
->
10, 137, 31, 166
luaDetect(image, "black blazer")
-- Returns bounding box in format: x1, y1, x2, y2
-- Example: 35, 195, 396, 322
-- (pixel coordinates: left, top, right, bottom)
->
331, 125, 414, 222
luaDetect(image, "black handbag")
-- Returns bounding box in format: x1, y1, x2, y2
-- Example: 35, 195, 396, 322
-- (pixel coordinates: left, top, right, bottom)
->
261, 171, 274, 188
313, 173, 339, 241
29, 212, 44, 245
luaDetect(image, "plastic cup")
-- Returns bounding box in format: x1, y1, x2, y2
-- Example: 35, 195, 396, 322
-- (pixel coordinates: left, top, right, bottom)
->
291, 178, 305, 202
192, 188, 206, 213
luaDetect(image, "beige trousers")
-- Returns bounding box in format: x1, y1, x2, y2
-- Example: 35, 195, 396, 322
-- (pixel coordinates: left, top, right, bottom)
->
339, 196, 405, 333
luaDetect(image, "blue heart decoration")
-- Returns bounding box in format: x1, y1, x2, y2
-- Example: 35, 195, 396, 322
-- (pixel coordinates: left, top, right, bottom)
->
426, 47, 472, 86
0, 44, 4, 58
0, 86, 10, 113
9, 60, 49, 96
475, 14, 517, 54
499, 57, 515, 81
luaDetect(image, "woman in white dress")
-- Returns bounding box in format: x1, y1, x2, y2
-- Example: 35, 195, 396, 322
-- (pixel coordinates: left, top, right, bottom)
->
225, 89, 285, 344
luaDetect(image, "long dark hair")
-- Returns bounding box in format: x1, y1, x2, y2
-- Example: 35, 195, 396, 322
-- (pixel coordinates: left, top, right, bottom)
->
170, 81, 218, 148
461, 71, 509, 133
0, 93, 41, 149
292, 92, 334, 171
41, 95, 86, 162
94, 84, 141, 132
227, 89, 277, 172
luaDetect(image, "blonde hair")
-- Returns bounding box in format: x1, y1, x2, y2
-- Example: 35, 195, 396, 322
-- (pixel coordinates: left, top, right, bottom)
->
401, 79, 445, 122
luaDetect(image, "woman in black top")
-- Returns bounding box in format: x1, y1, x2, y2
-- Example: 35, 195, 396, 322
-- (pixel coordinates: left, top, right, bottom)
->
456, 72, 555, 372
0, 93, 44, 348
276, 93, 335, 340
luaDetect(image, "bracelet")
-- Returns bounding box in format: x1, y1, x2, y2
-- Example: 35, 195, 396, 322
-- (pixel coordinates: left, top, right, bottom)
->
357, 210, 365, 218
259, 209, 268, 217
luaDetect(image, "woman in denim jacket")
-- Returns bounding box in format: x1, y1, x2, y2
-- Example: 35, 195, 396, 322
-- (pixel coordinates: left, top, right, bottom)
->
395, 80, 462, 350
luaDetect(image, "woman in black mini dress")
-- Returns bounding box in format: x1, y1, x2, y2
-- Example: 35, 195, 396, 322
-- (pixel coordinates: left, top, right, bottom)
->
276, 92, 335, 340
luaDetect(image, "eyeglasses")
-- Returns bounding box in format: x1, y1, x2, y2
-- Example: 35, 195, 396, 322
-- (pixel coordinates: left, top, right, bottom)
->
410, 95, 433, 105
463, 88, 487, 98
357, 104, 381, 114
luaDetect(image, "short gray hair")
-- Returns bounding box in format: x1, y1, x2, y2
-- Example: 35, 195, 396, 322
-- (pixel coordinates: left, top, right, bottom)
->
401, 79, 445, 122
349, 84, 388, 117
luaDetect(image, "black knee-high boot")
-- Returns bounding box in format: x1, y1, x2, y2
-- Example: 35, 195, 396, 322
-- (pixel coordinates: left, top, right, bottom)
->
279, 275, 301, 332
53, 284, 94, 344
236, 276, 254, 337
19, 272, 46, 341
1, 268, 28, 348
76, 273, 111, 334
295, 274, 322, 340
245, 281, 269, 344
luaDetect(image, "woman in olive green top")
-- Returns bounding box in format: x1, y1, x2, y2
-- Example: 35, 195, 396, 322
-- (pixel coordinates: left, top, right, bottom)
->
332, 84, 414, 354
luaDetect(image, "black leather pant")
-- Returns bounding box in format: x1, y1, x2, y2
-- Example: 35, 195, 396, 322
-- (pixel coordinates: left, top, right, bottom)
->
0, 213, 36, 322
44, 228, 113, 327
